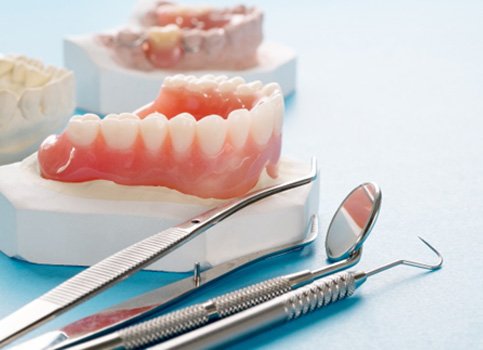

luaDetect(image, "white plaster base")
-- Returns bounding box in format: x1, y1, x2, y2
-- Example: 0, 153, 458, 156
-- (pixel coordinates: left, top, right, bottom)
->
0, 156, 318, 272
64, 36, 297, 115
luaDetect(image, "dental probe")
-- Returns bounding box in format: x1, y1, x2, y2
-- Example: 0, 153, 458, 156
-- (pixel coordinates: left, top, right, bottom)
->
0, 158, 317, 348
149, 237, 443, 350
63, 182, 381, 350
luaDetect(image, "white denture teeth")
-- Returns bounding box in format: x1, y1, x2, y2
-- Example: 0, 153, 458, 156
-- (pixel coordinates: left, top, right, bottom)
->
235, 84, 253, 96
251, 98, 276, 146
118, 112, 140, 120
228, 77, 245, 86
261, 82, 281, 96
271, 93, 284, 135
227, 108, 251, 149
101, 114, 139, 150
66, 114, 101, 147
140, 113, 168, 152
197, 114, 227, 156
214, 75, 229, 83
169, 112, 196, 155
246, 80, 263, 91
199, 74, 216, 81
136, 76, 282, 157
218, 77, 245, 93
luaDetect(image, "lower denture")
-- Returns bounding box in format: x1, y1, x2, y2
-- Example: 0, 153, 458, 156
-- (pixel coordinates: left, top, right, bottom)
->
38, 75, 283, 199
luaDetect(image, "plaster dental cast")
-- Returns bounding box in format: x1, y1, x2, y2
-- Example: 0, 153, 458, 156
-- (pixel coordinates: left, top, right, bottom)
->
0, 54, 75, 165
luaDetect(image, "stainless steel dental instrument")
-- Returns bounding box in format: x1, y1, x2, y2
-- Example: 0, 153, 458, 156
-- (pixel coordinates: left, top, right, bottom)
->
150, 237, 443, 350
11, 216, 319, 350
65, 182, 381, 350
0, 158, 317, 348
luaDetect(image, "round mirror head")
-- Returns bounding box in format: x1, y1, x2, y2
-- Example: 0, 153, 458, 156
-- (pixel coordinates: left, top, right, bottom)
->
325, 182, 381, 261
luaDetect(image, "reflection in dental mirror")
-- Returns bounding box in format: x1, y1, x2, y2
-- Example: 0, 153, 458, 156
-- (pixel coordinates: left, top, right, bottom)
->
326, 182, 381, 261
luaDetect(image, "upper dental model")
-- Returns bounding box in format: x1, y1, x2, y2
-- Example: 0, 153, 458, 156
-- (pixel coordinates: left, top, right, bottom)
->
38, 75, 283, 199
98, 2, 262, 70
0, 55, 75, 165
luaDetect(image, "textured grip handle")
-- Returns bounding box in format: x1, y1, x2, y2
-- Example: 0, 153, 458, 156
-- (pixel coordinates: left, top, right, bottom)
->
210, 276, 292, 317
41, 227, 189, 307
118, 277, 292, 349
283, 271, 356, 320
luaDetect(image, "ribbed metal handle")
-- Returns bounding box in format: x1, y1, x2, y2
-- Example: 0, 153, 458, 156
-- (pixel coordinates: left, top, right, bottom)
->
41, 227, 190, 307
119, 277, 292, 349
283, 271, 356, 320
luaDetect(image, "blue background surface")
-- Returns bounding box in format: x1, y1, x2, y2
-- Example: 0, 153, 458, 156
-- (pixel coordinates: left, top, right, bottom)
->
1, 1, 482, 349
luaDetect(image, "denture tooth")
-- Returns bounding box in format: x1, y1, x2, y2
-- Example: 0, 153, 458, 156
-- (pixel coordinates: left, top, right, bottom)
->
261, 82, 281, 96
80, 113, 101, 121
218, 77, 245, 93
250, 99, 275, 146
147, 24, 182, 49
163, 74, 186, 88
66, 114, 100, 147
185, 75, 197, 84
169, 112, 196, 155
118, 112, 141, 120
197, 114, 227, 156
25, 67, 50, 88
247, 80, 263, 91
271, 93, 285, 135
101, 114, 139, 150
198, 78, 218, 90
228, 77, 245, 86
11, 62, 27, 83
200, 74, 216, 81
0, 91, 17, 128
227, 108, 251, 149
214, 75, 228, 83
140, 112, 168, 152
0, 57, 14, 76
218, 81, 236, 93
19, 88, 44, 121
235, 84, 253, 96
183, 29, 203, 53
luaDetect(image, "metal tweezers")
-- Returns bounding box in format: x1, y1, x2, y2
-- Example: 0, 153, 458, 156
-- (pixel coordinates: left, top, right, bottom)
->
0, 158, 317, 348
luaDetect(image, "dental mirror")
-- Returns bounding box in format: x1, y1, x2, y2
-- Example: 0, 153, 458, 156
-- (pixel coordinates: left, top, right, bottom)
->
325, 182, 381, 261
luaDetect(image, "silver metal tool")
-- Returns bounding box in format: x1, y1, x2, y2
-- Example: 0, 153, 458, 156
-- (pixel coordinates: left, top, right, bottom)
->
64, 182, 381, 350
0, 158, 317, 348
11, 216, 319, 350
150, 237, 443, 350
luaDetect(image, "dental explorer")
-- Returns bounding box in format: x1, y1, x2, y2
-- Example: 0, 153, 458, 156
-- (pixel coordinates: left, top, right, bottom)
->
150, 237, 443, 350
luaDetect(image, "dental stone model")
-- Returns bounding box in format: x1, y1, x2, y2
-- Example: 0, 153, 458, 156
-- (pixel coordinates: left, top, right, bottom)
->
0, 75, 316, 271
100, 3, 262, 70
0, 54, 75, 165
38, 75, 283, 199
64, 1, 296, 114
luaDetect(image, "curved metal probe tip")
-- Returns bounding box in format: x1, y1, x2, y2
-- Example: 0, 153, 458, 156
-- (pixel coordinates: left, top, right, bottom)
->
366, 236, 443, 278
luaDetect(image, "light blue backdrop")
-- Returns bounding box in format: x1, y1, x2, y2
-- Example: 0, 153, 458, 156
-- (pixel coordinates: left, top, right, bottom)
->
0, 1, 482, 349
